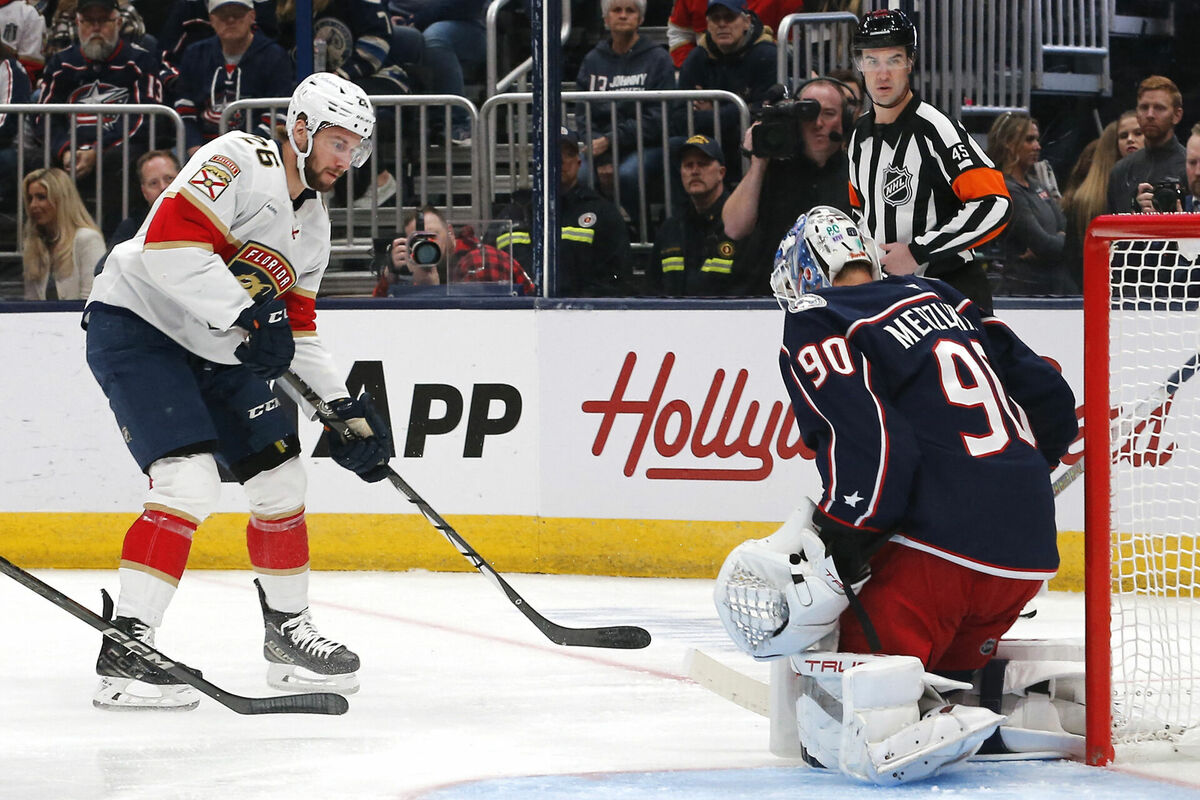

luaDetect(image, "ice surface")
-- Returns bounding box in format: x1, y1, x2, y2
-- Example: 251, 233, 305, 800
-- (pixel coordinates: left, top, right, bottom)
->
1, 570, 1197, 799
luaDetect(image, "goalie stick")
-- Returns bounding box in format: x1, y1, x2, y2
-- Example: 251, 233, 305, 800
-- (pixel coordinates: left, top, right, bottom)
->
1050, 351, 1200, 497
280, 371, 652, 651
0, 557, 348, 716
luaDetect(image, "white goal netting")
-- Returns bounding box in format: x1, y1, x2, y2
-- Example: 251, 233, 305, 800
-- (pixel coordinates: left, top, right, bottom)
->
1104, 237, 1200, 749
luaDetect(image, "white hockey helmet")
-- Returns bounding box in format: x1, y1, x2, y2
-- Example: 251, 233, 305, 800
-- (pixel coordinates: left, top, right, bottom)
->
287, 72, 375, 186
771, 205, 881, 310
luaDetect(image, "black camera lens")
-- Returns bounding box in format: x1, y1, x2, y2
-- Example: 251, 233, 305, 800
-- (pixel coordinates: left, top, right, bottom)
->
1151, 180, 1184, 213
408, 232, 442, 266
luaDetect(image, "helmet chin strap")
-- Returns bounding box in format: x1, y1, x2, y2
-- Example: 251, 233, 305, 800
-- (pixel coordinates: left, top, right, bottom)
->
288, 124, 315, 191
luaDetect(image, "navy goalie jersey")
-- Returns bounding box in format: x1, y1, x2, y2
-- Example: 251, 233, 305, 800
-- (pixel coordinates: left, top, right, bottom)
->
778, 275, 1078, 579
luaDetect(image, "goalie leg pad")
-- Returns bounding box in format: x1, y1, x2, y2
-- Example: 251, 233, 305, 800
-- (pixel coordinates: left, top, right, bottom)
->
839, 657, 1004, 784
968, 640, 1086, 760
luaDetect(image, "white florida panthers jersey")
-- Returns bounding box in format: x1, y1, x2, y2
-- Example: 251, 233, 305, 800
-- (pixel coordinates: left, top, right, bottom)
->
89, 130, 349, 402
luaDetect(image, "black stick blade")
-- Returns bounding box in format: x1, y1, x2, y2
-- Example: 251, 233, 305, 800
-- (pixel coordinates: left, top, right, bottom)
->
553, 625, 652, 649
240, 692, 349, 716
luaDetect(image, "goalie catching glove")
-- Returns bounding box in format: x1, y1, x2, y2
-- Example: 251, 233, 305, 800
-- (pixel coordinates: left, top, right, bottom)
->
326, 393, 392, 482
715, 499, 867, 660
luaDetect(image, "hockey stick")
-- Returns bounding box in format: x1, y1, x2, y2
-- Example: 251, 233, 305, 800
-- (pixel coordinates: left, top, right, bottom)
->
280, 371, 652, 650
1050, 351, 1200, 497
684, 647, 768, 716
0, 556, 348, 716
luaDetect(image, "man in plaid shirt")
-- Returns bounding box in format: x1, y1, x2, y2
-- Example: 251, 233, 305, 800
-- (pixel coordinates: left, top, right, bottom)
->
374, 205, 536, 296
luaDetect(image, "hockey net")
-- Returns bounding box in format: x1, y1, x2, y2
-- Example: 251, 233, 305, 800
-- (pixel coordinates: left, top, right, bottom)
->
1084, 215, 1200, 765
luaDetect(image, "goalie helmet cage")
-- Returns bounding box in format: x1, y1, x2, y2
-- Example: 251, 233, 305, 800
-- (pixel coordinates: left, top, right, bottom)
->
1083, 214, 1200, 766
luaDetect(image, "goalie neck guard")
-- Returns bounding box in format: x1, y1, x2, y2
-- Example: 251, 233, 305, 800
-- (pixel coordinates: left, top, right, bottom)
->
287, 73, 375, 190
770, 205, 881, 310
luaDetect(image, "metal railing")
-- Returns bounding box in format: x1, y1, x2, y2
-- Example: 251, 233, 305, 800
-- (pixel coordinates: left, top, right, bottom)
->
776, 12, 859, 88
1035, 0, 1112, 95
0, 103, 185, 260
776, 5, 1035, 118
486, 0, 573, 96
221, 95, 481, 262
480, 89, 750, 245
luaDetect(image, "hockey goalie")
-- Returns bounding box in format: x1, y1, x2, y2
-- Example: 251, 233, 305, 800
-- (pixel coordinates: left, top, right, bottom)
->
714, 206, 1082, 784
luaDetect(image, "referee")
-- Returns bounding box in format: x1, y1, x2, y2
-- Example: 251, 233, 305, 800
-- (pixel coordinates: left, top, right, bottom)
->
847, 10, 1011, 313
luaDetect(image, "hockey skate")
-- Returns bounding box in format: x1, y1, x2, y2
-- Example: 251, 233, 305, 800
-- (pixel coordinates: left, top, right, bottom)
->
93, 607, 200, 711
256, 579, 360, 694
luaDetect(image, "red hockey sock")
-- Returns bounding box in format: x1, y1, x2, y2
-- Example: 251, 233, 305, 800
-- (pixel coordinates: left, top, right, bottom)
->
246, 511, 310, 573
120, 509, 196, 584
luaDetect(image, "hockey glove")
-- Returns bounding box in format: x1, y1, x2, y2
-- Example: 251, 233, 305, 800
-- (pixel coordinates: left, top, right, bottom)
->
327, 392, 392, 482
234, 299, 295, 380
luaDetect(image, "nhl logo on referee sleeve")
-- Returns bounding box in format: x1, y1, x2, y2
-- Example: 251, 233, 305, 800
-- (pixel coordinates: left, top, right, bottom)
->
883, 165, 914, 206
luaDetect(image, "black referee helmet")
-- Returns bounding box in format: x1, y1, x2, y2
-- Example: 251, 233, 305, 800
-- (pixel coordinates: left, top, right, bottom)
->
852, 9, 918, 60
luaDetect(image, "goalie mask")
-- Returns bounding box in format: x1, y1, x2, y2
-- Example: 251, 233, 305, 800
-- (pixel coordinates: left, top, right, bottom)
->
287, 72, 375, 190
770, 206, 881, 310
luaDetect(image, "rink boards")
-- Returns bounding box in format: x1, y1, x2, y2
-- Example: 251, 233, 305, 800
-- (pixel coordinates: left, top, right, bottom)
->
0, 305, 1100, 582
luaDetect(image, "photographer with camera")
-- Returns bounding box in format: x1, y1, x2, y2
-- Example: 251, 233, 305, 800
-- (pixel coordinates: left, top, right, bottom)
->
721, 76, 852, 295
1110, 76, 1187, 215
372, 205, 536, 297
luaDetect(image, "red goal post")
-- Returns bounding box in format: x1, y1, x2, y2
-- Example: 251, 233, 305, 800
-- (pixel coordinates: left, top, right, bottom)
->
1083, 214, 1200, 766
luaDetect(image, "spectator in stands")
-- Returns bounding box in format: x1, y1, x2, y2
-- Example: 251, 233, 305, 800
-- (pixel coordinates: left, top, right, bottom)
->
1061, 111, 1138, 288
494, 128, 634, 296
1107, 76, 1186, 213
667, 0, 800, 67
160, 0, 279, 71
1117, 109, 1145, 158
275, 0, 410, 207
21, 167, 105, 300
674, 0, 777, 181
104, 149, 180, 252
0, 0, 46, 83
372, 205, 536, 297
721, 76, 851, 295
1133, 121, 1200, 214
39, 0, 171, 238
987, 112, 1070, 295
0, 45, 32, 213
389, 0, 486, 147
649, 134, 744, 295
174, 0, 294, 157
47, 0, 160, 61
576, 0, 676, 221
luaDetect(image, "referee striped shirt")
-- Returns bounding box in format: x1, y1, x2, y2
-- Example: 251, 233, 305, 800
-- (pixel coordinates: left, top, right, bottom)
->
847, 93, 1011, 270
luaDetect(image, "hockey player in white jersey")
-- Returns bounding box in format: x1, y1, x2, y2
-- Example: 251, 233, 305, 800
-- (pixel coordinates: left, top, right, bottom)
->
85, 72, 389, 710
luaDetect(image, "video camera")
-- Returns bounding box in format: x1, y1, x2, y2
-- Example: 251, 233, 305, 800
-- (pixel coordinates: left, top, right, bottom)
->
750, 95, 821, 160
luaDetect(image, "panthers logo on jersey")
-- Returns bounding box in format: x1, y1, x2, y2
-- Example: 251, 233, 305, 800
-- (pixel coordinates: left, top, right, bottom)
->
228, 241, 296, 301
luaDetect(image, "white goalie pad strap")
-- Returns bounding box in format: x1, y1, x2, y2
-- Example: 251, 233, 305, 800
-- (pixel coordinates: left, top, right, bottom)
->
714, 502, 856, 661
838, 657, 1004, 785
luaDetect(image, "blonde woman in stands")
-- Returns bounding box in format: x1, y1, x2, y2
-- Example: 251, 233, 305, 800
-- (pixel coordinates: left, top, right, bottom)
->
22, 167, 105, 300
1061, 110, 1141, 290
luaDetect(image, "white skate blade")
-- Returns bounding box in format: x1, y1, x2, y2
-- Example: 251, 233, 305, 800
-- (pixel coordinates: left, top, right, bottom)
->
93, 676, 200, 711
267, 663, 359, 695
